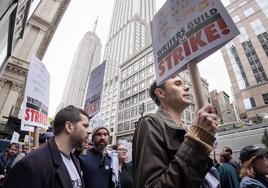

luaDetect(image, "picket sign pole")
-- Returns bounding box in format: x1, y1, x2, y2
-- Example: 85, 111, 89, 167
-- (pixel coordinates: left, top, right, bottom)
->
187, 61, 206, 110
33, 127, 39, 147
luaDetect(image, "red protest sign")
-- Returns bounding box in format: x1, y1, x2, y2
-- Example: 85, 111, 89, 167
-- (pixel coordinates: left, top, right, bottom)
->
151, 0, 239, 85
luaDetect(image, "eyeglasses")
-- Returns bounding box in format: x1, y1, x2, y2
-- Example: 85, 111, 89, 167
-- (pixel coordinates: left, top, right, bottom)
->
118, 148, 128, 152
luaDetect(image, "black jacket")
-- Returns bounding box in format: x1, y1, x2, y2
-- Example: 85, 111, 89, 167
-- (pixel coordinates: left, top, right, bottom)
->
4, 137, 84, 188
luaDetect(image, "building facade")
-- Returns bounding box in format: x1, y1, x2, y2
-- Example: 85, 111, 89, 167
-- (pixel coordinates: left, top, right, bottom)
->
221, 0, 268, 121
0, 0, 32, 76
59, 31, 101, 109
0, 0, 71, 124
98, 0, 156, 140
210, 90, 237, 124
115, 45, 211, 142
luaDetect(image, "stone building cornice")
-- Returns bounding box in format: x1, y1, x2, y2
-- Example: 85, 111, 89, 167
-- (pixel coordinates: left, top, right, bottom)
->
36, 0, 71, 59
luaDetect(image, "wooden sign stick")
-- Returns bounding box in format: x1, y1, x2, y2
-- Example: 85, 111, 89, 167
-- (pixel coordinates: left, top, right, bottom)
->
187, 61, 207, 110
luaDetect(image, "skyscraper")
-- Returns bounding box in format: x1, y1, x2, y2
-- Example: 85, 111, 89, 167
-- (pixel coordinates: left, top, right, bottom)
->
98, 0, 156, 140
221, 0, 268, 121
60, 25, 101, 108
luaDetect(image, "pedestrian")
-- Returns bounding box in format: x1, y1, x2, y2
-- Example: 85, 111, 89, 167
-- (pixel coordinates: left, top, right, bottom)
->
133, 76, 218, 188
223, 146, 241, 178
218, 151, 240, 188
111, 144, 134, 188
11, 144, 29, 168
4, 105, 90, 188
78, 125, 120, 188
0, 143, 19, 183
240, 145, 268, 188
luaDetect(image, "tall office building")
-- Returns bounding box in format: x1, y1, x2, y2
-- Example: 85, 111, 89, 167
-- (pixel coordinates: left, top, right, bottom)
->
210, 90, 237, 124
98, 0, 156, 140
221, 0, 268, 121
116, 45, 211, 142
59, 26, 101, 109
0, 0, 71, 124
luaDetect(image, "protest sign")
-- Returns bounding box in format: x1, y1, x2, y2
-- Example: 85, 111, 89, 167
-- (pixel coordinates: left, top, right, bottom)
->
11, 131, 20, 143
21, 56, 50, 131
84, 61, 106, 118
151, 0, 239, 85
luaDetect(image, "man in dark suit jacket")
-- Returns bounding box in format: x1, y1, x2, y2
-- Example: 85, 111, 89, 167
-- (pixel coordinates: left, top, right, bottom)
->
4, 105, 90, 188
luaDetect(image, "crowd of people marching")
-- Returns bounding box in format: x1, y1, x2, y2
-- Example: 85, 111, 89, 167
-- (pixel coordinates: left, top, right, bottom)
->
0, 76, 267, 188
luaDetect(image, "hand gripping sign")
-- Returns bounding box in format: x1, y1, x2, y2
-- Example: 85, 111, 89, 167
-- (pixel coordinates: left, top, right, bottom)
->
151, 0, 239, 86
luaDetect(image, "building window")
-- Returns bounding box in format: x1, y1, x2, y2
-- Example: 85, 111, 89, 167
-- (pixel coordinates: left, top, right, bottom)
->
242, 40, 268, 83
139, 69, 145, 79
239, 27, 249, 43
131, 106, 138, 116
262, 93, 268, 104
256, 0, 268, 19
147, 101, 155, 111
126, 87, 132, 96
232, 15, 240, 23
132, 83, 139, 93
124, 109, 131, 119
140, 57, 146, 67
132, 94, 138, 105
139, 91, 146, 101
119, 101, 124, 110
250, 19, 265, 35
243, 8, 254, 17
120, 91, 125, 99
147, 53, 153, 63
124, 121, 130, 131
228, 45, 249, 89
125, 98, 131, 108
139, 79, 146, 89
243, 97, 256, 110
117, 123, 123, 132
257, 32, 268, 57
118, 112, 124, 121
132, 73, 138, 83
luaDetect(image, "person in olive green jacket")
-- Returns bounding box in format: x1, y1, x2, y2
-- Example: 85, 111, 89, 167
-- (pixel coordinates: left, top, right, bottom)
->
133, 76, 218, 188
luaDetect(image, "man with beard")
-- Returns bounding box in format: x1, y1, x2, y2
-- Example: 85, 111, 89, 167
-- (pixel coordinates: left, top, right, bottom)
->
4, 105, 90, 188
133, 76, 218, 188
79, 125, 116, 188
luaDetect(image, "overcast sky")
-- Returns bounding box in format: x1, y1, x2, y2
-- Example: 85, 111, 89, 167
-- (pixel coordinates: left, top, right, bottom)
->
43, 0, 231, 117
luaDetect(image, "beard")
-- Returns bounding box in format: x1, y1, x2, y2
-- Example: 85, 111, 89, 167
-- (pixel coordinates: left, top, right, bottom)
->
71, 134, 86, 149
94, 139, 108, 151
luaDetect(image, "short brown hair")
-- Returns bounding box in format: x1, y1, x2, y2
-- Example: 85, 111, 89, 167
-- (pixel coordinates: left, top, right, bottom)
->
220, 151, 231, 162
53, 105, 90, 136
149, 80, 165, 106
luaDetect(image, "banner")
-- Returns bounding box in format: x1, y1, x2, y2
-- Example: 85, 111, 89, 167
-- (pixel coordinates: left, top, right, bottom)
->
84, 61, 106, 118
21, 56, 50, 131
151, 0, 240, 85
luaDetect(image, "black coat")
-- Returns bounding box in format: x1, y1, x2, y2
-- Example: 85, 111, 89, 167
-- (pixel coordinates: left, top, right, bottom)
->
3, 137, 84, 188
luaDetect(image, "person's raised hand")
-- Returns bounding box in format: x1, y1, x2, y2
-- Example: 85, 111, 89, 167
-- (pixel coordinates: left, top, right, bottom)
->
194, 104, 218, 136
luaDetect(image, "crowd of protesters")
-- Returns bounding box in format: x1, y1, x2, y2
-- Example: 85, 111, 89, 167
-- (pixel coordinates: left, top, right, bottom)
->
0, 77, 267, 188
